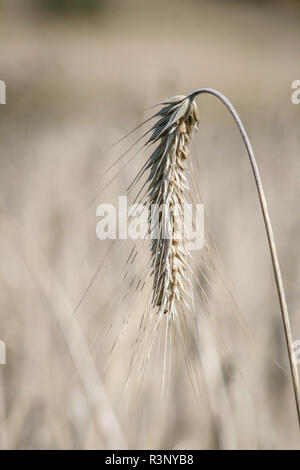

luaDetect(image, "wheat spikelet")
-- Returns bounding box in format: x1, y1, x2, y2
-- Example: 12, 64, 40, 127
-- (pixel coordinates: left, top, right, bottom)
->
131, 95, 199, 322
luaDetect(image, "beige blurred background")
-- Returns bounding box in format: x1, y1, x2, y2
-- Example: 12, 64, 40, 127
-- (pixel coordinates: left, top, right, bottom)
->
0, 0, 300, 449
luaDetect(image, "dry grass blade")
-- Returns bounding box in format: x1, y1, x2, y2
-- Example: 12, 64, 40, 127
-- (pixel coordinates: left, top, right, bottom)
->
0, 213, 128, 450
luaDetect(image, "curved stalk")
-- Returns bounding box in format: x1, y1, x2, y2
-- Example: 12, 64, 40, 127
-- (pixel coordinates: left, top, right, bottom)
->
188, 88, 300, 428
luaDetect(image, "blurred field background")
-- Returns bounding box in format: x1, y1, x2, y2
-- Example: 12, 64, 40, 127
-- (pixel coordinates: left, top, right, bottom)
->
0, 0, 300, 449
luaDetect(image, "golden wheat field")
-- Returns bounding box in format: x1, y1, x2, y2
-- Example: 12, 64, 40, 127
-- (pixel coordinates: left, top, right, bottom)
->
0, 0, 300, 450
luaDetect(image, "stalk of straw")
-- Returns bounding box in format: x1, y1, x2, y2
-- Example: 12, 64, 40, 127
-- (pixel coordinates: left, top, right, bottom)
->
191, 88, 300, 427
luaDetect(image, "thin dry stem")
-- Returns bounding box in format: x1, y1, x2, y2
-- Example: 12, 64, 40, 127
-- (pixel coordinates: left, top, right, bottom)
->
189, 88, 300, 429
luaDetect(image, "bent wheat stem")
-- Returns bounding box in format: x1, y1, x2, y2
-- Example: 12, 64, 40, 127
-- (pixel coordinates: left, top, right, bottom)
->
189, 88, 300, 428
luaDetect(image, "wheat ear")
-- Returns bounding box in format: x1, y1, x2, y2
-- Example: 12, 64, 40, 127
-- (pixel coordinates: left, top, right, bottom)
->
128, 96, 199, 324
139, 88, 300, 428
145, 96, 199, 320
